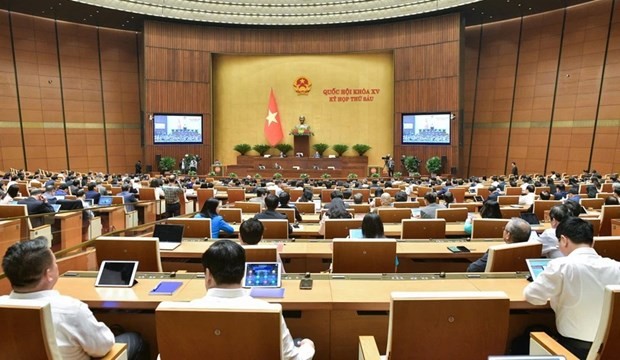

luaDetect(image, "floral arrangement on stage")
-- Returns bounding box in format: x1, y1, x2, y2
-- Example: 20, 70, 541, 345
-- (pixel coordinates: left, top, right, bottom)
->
290, 124, 314, 136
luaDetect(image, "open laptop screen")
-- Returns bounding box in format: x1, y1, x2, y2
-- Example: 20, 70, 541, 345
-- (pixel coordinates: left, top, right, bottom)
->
243, 262, 281, 288
95, 261, 138, 287
153, 224, 184, 243
98, 196, 113, 206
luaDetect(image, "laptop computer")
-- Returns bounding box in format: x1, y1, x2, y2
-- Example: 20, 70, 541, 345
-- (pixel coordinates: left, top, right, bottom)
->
473, 195, 484, 202
243, 262, 281, 288
98, 196, 113, 206
153, 223, 185, 250
349, 228, 363, 238
83, 199, 94, 207
526, 258, 552, 280
520, 212, 540, 225
95, 260, 139, 288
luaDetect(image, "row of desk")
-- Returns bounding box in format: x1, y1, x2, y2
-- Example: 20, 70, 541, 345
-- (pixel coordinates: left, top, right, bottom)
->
161, 240, 500, 273
57, 272, 551, 360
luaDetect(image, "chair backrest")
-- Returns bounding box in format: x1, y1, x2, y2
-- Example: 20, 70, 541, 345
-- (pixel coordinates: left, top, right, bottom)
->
156, 301, 282, 360
600, 205, 620, 236
401, 219, 446, 240
16, 182, 30, 197
293, 202, 315, 214
601, 183, 613, 193
534, 186, 550, 195
276, 208, 295, 223
417, 186, 432, 198
500, 207, 523, 219
351, 189, 370, 203
449, 202, 478, 212
435, 208, 468, 222
485, 242, 542, 272
377, 208, 412, 224
258, 219, 289, 239
588, 285, 620, 359
578, 183, 589, 194
166, 218, 212, 238
597, 192, 614, 199
386, 291, 510, 359
324, 218, 363, 239
449, 187, 466, 203
505, 187, 522, 195
110, 187, 122, 195
471, 218, 510, 239
234, 201, 262, 213
289, 188, 303, 202
242, 244, 278, 262
533, 200, 561, 222
332, 239, 397, 273
393, 202, 420, 209
0, 299, 62, 360
581, 198, 605, 210
475, 187, 490, 200
321, 189, 333, 203
498, 195, 520, 205
349, 204, 371, 214
95, 236, 162, 272
218, 208, 242, 224
593, 236, 620, 261
226, 188, 246, 204
196, 188, 214, 211
583, 217, 601, 236
139, 187, 156, 200
0, 204, 31, 241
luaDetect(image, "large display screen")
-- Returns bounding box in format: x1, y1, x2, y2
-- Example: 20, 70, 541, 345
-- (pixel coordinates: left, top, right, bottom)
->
153, 114, 203, 144
401, 113, 451, 145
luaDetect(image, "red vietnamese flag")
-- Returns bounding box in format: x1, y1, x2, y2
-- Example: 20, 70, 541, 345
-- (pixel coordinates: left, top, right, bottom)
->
264, 89, 284, 146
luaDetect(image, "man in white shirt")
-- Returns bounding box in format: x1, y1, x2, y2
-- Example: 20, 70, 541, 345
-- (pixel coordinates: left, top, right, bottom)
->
190, 240, 315, 360
1, 237, 146, 360
518, 184, 536, 207
530, 204, 570, 258
524, 217, 620, 359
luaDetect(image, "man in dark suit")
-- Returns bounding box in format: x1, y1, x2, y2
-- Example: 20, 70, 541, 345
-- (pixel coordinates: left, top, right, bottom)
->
253, 194, 293, 235
511, 162, 519, 177
85, 182, 101, 204
119, 183, 138, 212
17, 188, 55, 227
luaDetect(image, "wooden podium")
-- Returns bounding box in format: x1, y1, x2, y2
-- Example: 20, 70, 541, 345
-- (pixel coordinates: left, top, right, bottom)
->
293, 135, 310, 157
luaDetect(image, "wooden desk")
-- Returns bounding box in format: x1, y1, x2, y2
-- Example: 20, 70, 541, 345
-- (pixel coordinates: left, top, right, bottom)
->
160, 240, 503, 273
54, 211, 83, 249
56, 273, 548, 360
94, 206, 126, 233
135, 201, 156, 225
0, 219, 21, 259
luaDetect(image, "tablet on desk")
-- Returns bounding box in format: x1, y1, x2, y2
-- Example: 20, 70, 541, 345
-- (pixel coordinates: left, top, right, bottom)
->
95, 260, 139, 287
526, 258, 551, 280
243, 262, 281, 288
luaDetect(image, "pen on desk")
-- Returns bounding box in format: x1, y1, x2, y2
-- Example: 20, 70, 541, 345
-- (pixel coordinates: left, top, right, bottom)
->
64, 272, 78, 277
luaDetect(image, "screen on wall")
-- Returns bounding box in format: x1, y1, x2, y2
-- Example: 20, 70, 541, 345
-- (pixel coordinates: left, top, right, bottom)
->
153, 114, 203, 144
401, 113, 451, 145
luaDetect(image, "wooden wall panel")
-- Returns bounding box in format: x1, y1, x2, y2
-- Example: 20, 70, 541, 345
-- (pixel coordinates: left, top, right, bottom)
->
547, 0, 610, 174
465, 0, 619, 177
507, 11, 563, 174
0, 11, 23, 170
462, 25, 482, 178
468, 20, 520, 176
0, 10, 140, 174
144, 13, 461, 176
590, 0, 620, 174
